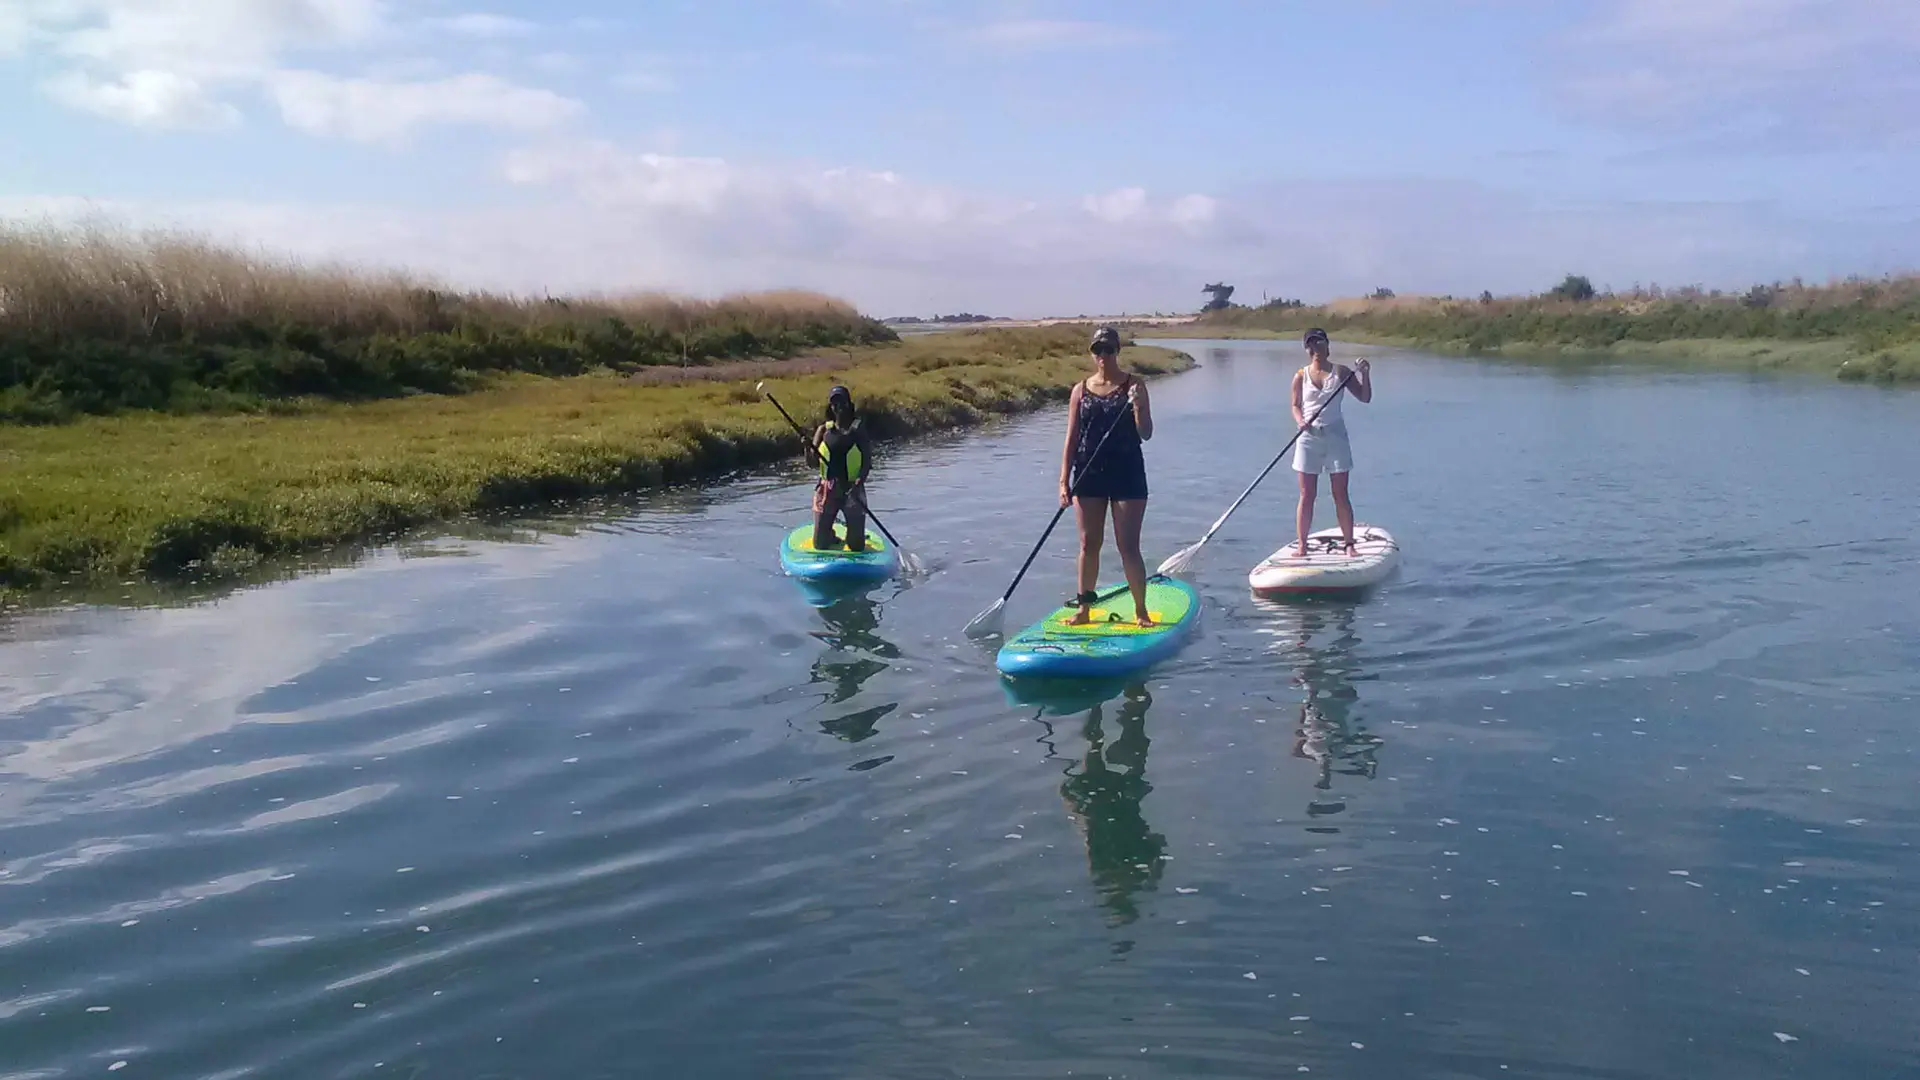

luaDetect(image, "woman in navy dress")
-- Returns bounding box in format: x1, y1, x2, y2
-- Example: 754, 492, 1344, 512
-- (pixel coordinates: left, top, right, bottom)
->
1058, 326, 1155, 627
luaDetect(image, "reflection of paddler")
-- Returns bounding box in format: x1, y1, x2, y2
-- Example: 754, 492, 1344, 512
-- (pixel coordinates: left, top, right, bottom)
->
1058, 683, 1166, 926
807, 593, 900, 736
1273, 602, 1382, 818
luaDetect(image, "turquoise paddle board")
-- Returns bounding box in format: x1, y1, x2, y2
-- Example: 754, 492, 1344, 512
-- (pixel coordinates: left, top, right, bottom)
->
780, 522, 898, 582
996, 575, 1200, 679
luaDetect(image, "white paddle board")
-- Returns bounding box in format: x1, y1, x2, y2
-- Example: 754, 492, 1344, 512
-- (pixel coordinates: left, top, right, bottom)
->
1250, 524, 1399, 596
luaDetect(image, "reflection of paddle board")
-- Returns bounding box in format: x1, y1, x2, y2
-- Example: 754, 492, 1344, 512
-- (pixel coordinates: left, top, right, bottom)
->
1249, 524, 1398, 596
780, 522, 899, 582
999, 671, 1135, 716
996, 576, 1200, 679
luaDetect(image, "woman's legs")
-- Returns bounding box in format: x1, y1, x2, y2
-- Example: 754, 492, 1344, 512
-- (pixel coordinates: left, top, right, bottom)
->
1110, 498, 1153, 626
812, 481, 844, 549
1070, 496, 1109, 625
1295, 470, 1318, 556
841, 487, 868, 552
1329, 471, 1356, 555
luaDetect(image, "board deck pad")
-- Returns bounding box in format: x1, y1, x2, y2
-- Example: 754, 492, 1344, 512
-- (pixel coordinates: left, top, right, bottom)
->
1249, 523, 1398, 595
996, 576, 1200, 679
780, 522, 898, 581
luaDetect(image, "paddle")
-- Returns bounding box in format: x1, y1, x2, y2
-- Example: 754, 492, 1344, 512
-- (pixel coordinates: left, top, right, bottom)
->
759, 382, 925, 575
962, 388, 1133, 640
1155, 366, 1354, 577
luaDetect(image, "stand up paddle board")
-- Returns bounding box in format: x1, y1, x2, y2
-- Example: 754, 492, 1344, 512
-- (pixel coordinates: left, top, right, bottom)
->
1249, 524, 1398, 596
996, 575, 1200, 679
780, 522, 899, 582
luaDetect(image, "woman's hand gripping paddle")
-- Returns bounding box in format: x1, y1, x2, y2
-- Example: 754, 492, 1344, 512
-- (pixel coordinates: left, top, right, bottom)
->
1155, 368, 1353, 577
759, 382, 925, 576
962, 395, 1132, 640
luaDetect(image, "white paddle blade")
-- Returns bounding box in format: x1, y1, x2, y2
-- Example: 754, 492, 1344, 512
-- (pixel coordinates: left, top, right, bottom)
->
899, 550, 926, 576
1156, 542, 1204, 577
755, 381, 767, 393
962, 599, 1006, 640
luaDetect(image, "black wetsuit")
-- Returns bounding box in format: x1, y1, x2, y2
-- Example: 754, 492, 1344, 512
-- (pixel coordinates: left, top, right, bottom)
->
812, 418, 873, 550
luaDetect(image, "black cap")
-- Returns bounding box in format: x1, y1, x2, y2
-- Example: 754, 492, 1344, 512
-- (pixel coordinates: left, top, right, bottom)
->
1303, 328, 1329, 346
1090, 325, 1121, 352
828, 384, 852, 406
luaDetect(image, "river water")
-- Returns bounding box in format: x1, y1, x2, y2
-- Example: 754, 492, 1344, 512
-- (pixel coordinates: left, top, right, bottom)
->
3, 339, 1918, 1079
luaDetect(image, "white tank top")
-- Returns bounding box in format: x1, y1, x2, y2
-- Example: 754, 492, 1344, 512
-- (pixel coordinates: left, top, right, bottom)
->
1300, 365, 1347, 428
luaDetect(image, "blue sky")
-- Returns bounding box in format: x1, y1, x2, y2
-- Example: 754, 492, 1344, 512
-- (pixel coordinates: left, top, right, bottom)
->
4, 0, 1919, 316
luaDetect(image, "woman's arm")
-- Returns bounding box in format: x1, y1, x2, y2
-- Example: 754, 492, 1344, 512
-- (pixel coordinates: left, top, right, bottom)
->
1059, 382, 1083, 501
1349, 359, 1373, 403
1129, 378, 1153, 441
1290, 370, 1306, 429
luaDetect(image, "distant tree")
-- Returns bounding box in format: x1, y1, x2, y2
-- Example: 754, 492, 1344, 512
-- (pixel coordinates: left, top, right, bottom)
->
1479, 290, 1494, 304
1743, 284, 1777, 309
1371, 287, 1396, 300
1549, 274, 1596, 302
1201, 283, 1236, 312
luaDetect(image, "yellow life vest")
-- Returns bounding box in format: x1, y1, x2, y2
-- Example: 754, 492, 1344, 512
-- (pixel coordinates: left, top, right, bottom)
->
817, 419, 863, 481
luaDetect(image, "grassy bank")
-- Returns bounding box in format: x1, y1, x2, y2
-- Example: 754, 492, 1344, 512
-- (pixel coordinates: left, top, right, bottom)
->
0, 324, 1190, 599
1160, 274, 1920, 383
0, 221, 896, 423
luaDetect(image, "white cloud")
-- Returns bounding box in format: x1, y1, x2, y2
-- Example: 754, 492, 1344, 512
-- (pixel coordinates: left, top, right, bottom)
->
966, 18, 1154, 51
43, 68, 243, 129
1560, 0, 1920, 146
611, 70, 677, 94
1082, 187, 1147, 223
16, 143, 1914, 320
12, 0, 582, 141
531, 51, 583, 74
430, 13, 539, 39
268, 71, 584, 143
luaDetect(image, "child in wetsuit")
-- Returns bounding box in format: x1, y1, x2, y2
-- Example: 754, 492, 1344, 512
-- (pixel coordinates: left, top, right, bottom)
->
811, 385, 875, 551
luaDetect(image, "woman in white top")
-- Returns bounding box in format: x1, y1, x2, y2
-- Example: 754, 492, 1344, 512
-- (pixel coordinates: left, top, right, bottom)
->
1289, 328, 1372, 556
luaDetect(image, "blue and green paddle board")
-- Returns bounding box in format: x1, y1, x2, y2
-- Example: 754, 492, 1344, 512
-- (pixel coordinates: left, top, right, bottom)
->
780, 522, 898, 582
995, 576, 1200, 679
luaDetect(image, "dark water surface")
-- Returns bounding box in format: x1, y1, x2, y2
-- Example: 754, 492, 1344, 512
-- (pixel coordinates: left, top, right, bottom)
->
4, 341, 1918, 1079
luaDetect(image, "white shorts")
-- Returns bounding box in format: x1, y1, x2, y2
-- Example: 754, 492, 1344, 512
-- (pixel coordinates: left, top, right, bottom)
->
1292, 423, 1353, 475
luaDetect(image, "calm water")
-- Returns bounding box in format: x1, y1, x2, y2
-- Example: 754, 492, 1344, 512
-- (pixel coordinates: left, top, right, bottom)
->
4, 341, 1918, 1079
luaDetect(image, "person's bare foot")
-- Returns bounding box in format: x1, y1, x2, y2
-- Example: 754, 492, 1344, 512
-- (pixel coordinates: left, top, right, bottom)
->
1067, 606, 1092, 625
1294, 542, 1310, 558
1345, 540, 1358, 557
1135, 610, 1156, 628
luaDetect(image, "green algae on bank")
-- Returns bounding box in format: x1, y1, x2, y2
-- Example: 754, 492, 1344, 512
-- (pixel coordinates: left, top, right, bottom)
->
0, 328, 1191, 599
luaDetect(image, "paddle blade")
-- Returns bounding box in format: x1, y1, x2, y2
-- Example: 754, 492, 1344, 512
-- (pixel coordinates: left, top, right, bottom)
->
898, 549, 927, 576
962, 598, 1006, 640
1156, 541, 1204, 577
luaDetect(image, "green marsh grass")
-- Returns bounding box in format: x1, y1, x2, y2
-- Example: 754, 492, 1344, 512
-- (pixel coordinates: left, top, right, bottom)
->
0, 324, 1190, 598
1165, 275, 1920, 382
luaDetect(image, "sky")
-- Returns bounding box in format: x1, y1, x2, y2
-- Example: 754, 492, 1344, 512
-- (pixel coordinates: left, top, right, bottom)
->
3, 0, 1919, 318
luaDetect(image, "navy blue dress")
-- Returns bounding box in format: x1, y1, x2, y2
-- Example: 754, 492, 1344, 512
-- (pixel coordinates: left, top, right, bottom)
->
1071, 375, 1148, 500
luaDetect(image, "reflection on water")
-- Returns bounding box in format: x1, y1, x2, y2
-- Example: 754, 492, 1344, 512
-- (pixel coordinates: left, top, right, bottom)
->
1259, 598, 1385, 830
1041, 683, 1167, 934
805, 590, 900, 743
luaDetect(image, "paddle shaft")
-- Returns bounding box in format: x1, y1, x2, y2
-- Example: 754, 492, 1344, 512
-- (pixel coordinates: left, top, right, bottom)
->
763, 389, 906, 551
987, 388, 1136, 606
1181, 367, 1354, 553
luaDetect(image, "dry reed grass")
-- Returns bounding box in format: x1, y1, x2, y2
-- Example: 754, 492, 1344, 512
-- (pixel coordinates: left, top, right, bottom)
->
0, 218, 864, 341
